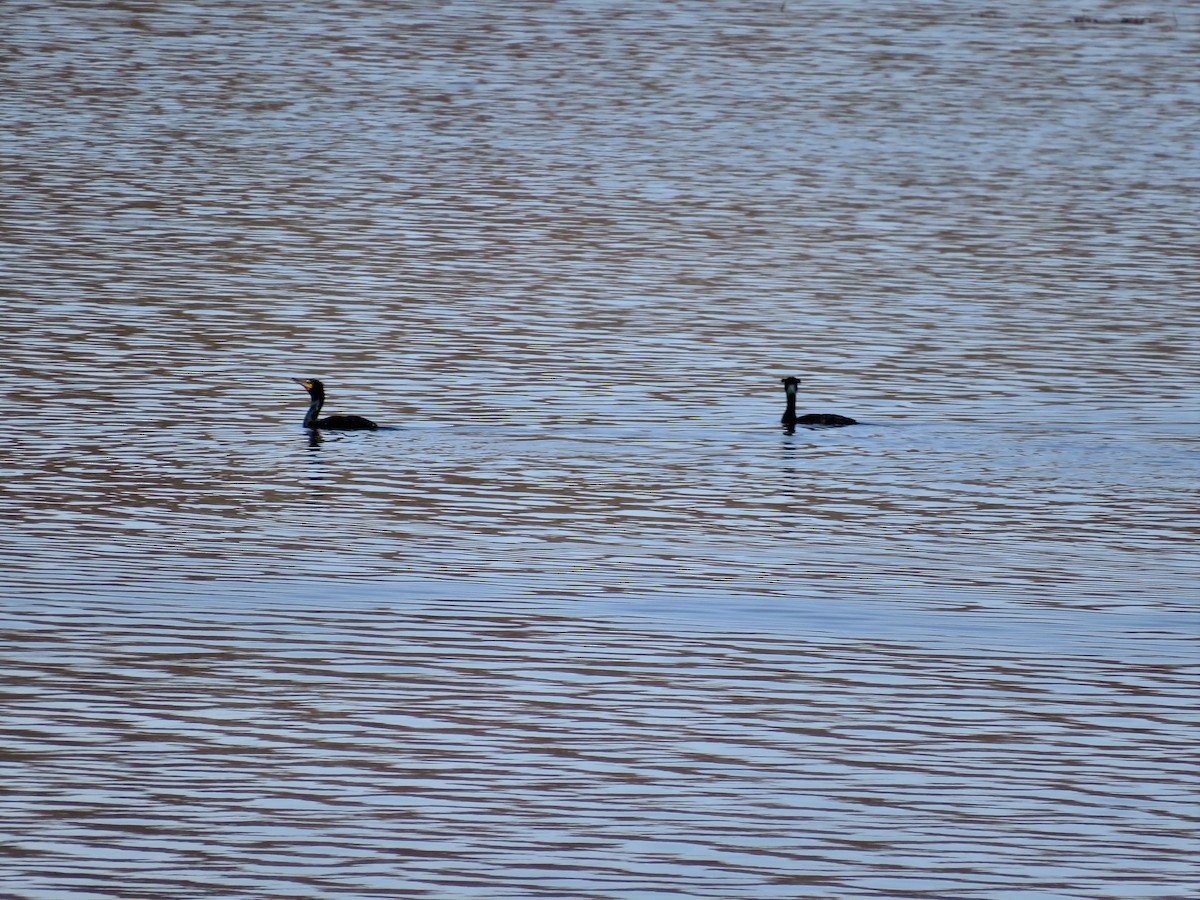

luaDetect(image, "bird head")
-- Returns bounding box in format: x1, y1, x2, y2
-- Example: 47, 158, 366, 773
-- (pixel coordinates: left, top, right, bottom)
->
292, 377, 325, 399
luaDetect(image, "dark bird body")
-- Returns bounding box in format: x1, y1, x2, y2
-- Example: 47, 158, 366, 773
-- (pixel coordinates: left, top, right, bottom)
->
781, 376, 857, 432
292, 378, 378, 430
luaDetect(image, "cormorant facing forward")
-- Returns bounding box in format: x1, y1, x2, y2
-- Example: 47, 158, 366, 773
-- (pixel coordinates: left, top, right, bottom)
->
781, 376, 857, 432
292, 378, 378, 430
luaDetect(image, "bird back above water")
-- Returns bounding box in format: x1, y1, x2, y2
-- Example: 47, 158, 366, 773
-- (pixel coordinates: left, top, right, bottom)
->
780, 375, 857, 432
292, 377, 379, 430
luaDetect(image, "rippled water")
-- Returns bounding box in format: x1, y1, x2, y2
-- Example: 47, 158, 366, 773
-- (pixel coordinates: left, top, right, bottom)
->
3, 2, 1198, 897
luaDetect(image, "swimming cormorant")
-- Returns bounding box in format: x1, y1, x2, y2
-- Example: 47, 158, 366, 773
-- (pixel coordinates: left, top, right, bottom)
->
781, 376, 857, 432
292, 378, 378, 430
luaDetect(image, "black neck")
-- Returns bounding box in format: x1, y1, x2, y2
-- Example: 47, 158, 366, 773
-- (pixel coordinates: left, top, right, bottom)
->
782, 392, 797, 428
303, 395, 324, 428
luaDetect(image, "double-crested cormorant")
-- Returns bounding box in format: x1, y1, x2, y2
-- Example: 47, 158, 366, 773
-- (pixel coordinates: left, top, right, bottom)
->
781, 376, 857, 432
292, 378, 378, 430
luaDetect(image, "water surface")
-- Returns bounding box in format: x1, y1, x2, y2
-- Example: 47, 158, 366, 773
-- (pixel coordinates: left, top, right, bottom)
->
2, 2, 1198, 897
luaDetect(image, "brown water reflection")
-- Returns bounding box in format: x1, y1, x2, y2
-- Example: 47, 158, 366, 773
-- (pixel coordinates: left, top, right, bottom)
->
3, 592, 1197, 898
2, 1, 1198, 897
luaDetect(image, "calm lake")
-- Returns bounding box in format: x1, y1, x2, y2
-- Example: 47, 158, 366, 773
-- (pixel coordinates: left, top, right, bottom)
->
2, 1, 1198, 897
